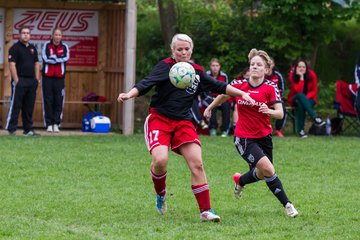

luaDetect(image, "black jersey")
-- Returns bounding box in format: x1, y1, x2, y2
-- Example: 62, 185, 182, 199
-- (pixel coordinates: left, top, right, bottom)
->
8, 41, 39, 78
135, 57, 227, 120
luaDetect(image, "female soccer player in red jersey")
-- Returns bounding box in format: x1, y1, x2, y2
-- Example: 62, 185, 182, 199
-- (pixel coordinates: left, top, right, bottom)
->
117, 33, 254, 222
204, 48, 298, 217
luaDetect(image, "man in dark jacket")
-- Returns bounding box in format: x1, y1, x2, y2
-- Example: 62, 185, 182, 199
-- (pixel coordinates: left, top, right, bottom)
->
6, 25, 40, 136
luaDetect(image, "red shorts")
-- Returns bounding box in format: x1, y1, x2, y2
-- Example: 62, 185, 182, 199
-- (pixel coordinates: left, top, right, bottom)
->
144, 109, 201, 155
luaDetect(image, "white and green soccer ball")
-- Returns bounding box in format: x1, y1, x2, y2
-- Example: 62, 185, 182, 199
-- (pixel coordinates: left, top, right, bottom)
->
169, 62, 196, 89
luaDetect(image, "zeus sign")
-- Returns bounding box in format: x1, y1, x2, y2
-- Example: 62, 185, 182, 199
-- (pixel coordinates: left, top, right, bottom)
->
13, 9, 99, 66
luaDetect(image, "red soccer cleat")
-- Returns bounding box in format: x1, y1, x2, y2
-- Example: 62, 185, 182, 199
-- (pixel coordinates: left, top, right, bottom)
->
232, 173, 243, 199
275, 130, 284, 137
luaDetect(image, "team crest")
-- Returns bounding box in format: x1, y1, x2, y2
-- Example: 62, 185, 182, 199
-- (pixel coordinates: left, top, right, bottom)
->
248, 154, 255, 163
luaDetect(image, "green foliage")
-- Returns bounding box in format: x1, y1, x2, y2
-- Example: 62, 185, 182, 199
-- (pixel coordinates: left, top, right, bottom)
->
136, 0, 358, 75
316, 19, 360, 82
316, 80, 336, 109
135, 0, 360, 108
261, 0, 346, 63
136, 0, 170, 80
314, 17, 360, 107
0, 135, 359, 238
176, 0, 268, 75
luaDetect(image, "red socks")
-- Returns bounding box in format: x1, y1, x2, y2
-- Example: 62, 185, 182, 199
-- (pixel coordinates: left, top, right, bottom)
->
151, 171, 211, 212
192, 184, 211, 212
151, 170, 167, 196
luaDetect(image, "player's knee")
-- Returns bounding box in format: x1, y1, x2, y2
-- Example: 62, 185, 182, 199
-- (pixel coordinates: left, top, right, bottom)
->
261, 167, 275, 177
190, 162, 205, 176
152, 156, 168, 169
257, 157, 275, 176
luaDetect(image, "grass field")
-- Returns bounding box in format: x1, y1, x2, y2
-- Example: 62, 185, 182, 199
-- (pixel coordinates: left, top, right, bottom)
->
0, 134, 359, 239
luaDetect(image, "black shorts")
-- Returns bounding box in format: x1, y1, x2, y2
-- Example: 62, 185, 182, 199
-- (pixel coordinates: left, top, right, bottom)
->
234, 135, 273, 169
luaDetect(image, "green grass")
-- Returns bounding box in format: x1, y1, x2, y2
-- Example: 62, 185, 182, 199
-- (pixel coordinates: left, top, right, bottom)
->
0, 134, 359, 239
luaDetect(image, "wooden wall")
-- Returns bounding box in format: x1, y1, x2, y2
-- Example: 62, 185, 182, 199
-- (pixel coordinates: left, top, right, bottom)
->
0, 0, 126, 129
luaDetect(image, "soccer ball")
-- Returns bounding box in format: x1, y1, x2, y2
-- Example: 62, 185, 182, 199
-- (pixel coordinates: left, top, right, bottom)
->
169, 62, 196, 89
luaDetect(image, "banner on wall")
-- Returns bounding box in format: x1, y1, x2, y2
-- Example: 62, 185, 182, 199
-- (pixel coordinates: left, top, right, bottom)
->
0, 8, 4, 65
13, 9, 99, 67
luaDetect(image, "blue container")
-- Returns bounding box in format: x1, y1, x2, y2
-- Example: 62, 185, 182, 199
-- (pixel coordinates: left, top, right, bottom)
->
91, 116, 111, 133
82, 112, 102, 132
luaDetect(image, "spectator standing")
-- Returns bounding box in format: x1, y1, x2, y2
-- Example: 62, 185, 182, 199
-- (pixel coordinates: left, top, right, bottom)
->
204, 48, 298, 218
266, 58, 286, 137
41, 27, 70, 133
6, 26, 40, 136
206, 58, 231, 137
287, 58, 325, 138
117, 33, 254, 222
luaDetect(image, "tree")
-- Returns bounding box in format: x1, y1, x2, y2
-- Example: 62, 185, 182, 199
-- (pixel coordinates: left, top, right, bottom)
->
136, 0, 360, 110
137, 0, 360, 80
260, 0, 357, 67
158, 0, 177, 47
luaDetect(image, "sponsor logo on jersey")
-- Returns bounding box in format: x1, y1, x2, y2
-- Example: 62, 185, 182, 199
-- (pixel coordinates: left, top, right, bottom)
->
237, 99, 266, 107
186, 74, 200, 95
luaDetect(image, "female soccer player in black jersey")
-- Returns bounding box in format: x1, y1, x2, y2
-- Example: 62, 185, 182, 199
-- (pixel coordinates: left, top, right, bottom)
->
204, 48, 298, 217
117, 33, 254, 222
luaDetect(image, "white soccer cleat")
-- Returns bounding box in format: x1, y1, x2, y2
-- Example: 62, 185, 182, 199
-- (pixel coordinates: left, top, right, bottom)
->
285, 202, 298, 218
233, 172, 243, 199
156, 194, 167, 215
200, 210, 221, 222
47, 125, 53, 132
53, 124, 60, 133
234, 184, 244, 199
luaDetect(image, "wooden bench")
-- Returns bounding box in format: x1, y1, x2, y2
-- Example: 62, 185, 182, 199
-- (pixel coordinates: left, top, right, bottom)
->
65, 101, 112, 113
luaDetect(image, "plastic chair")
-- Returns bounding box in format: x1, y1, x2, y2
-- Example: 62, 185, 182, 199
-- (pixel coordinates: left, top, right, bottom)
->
334, 80, 360, 135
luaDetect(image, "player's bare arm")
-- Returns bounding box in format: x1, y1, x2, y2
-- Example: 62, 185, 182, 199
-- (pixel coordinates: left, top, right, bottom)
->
225, 85, 255, 104
258, 102, 283, 119
203, 94, 230, 119
117, 87, 139, 102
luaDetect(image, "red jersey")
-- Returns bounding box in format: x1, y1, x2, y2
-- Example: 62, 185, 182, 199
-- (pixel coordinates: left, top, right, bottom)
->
287, 67, 318, 106
41, 40, 70, 78
231, 79, 282, 138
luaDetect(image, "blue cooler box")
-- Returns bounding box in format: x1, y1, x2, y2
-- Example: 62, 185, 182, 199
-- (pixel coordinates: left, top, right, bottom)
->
91, 116, 111, 133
